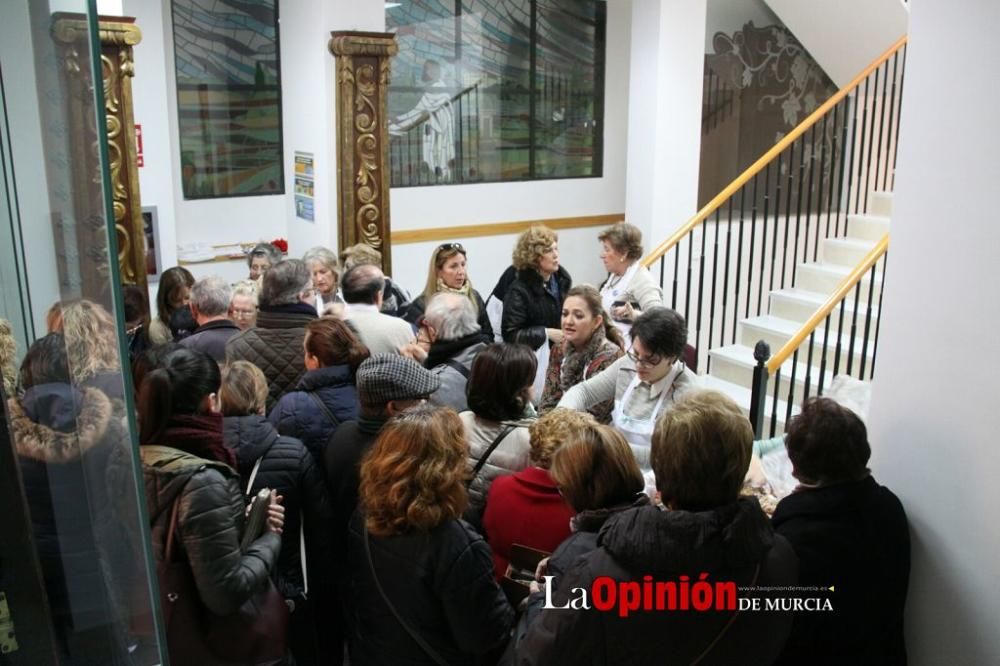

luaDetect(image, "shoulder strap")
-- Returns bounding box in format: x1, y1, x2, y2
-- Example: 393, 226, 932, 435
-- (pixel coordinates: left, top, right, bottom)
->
443, 359, 470, 379
690, 563, 761, 665
467, 424, 517, 486
364, 522, 448, 666
308, 392, 341, 430
164, 497, 182, 562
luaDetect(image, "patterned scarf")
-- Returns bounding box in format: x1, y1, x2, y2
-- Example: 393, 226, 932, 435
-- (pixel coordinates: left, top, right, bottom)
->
436, 277, 472, 298
561, 324, 611, 388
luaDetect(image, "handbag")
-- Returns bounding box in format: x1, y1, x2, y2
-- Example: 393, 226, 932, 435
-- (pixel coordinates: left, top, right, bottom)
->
158, 477, 290, 665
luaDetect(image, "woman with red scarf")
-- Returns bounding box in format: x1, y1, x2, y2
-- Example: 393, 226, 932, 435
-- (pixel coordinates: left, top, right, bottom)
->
138, 347, 286, 663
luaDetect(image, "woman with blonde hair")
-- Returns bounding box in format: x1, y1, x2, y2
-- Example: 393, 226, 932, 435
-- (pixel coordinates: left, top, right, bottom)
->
501, 226, 572, 351
346, 405, 513, 664
403, 242, 493, 338
221, 361, 337, 665
482, 408, 591, 580
56, 299, 125, 399
303, 246, 343, 313
539, 284, 624, 423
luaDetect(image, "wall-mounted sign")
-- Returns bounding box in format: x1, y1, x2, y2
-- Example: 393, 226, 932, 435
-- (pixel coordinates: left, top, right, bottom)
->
294, 151, 315, 222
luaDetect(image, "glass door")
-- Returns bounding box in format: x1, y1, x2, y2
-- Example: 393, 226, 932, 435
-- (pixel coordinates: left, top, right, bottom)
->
0, 1, 165, 663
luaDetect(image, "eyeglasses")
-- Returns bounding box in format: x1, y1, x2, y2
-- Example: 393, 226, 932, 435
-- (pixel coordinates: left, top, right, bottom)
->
438, 242, 466, 254
231, 309, 257, 320
627, 347, 665, 369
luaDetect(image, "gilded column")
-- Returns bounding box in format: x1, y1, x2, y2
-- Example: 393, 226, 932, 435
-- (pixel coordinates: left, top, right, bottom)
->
53, 15, 146, 292
328, 31, 398, 275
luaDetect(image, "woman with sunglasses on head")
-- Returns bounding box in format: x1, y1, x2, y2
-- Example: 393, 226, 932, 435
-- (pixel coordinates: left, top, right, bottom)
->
557, 307, 693, 469
403, 242, 494, 339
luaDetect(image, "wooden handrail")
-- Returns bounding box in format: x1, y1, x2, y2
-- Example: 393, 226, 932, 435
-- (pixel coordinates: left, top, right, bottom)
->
766, 233, 889, 374
641, 34, 908, 269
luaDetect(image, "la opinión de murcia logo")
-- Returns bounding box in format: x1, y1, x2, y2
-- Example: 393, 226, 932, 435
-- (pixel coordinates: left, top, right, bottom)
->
541, 574, 834, 617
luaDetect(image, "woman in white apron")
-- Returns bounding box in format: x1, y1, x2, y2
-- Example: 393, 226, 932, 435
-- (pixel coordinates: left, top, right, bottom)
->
597, 223, 665, 342
557, 308, 694, 470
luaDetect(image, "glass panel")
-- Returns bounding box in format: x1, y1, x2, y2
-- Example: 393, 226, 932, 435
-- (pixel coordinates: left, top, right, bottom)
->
0, 2, 165, 663
170, 0, 284, 199
386, 0, 605, 187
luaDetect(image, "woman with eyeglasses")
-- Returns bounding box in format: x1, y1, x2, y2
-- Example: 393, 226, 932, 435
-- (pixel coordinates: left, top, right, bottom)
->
556, 308, 693, 469
402, 242, 494, 339
228, 280, 259, 331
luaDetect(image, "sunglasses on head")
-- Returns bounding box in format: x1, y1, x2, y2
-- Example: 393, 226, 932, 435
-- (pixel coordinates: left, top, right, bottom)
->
438, 242, 466, 254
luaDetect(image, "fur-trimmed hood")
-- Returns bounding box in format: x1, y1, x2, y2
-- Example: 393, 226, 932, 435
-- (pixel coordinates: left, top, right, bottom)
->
8, 384, 121, 464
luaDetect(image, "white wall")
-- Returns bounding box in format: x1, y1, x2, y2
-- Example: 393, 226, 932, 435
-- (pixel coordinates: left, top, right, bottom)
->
866, 1, 1000, 663
764, 0, 908, 87
625, 0, 706, 252
0, 2, 69, 334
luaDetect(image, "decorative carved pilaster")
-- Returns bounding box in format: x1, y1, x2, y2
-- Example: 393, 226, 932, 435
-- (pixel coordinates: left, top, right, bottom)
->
329, 32, 397, 275
53, 15, 146, 292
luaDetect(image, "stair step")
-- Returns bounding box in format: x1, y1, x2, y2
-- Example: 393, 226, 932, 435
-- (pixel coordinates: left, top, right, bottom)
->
846, 213, 891, 242
870, 191, 894, 217
708, 343, 837, 396
769, 287, 879, 324
739, 314, 876, 376
822, 237, 877, 267
795, 261, 884, 301
699, 374, 799, 436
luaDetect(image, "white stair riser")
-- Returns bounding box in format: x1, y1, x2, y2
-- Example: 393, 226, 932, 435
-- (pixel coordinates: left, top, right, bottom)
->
846, 216, 890, 241
710, 353, 830, 398
870, 192, 893, 217
795, 266, 883, 301
822, 239, 874, 267
740, 324, 873, 376
770, 294, 876, 325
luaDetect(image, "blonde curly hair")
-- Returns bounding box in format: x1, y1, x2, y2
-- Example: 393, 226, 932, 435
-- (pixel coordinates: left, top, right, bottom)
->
512, 226, 557, 271
61, 300, 120, 383
528, 408, 597, 469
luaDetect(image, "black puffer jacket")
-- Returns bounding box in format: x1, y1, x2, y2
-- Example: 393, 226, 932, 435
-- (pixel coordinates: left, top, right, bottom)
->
345, 512, 514, 665
141, 445, 280, 617
223, 415, 334, 599
403, 290, 494, 341
267, 365, 359, 462
226, 304, 318, 411
501, 267, 572, 351
517, 498, 798, 666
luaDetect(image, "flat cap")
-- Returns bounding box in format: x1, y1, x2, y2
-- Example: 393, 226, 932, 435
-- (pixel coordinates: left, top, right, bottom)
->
356, 353, 441, 404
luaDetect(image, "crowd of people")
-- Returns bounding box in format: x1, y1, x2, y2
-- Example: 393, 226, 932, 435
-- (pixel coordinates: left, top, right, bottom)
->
0, 223, 911, 665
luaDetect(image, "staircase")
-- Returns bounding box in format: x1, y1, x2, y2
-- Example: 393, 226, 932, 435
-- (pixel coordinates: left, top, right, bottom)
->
642, 36, 906, 437
702, 191, 892, 433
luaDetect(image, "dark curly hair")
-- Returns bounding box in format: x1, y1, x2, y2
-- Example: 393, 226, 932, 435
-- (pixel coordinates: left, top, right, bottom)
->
785, 397, 871, 484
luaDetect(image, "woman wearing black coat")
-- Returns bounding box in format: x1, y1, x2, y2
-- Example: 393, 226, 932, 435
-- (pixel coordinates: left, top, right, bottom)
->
9, 333, 137, 664
222, 361, 338, 665
268, 317, 368, 461
501, 226, 573, 352
346, 405, 513, 665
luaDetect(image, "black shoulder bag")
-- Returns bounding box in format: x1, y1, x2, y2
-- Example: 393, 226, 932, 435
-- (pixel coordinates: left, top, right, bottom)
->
467, 424, 516, 487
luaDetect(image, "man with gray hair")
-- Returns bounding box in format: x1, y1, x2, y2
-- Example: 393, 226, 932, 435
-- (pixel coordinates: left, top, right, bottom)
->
180, 275, 239, 362
403, 291, 488, 411
341, 264, 414, 355
226, 258, 318, 410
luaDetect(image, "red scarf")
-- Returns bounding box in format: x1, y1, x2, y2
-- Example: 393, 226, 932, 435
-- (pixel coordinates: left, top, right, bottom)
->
162, 413, 236, 468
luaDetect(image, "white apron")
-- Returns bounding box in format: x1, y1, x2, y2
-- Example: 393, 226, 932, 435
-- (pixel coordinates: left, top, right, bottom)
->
600, 262, 640, 342
612, 362, 684, 470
